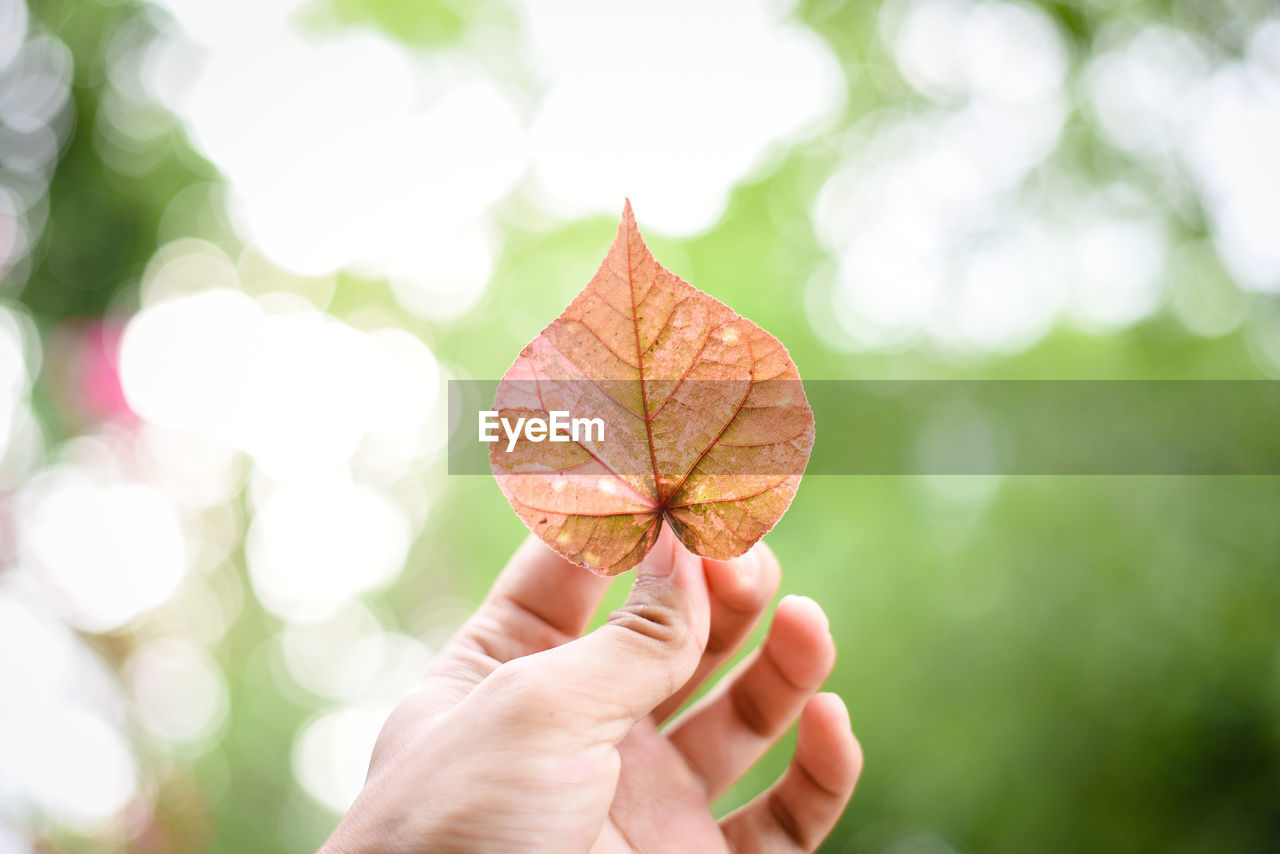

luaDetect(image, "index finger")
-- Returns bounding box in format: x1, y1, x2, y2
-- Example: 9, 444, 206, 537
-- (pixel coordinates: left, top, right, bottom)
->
422, 534, 614, 709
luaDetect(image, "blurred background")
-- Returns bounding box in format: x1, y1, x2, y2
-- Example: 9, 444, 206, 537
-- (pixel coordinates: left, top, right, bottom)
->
1, 0, 1279, 851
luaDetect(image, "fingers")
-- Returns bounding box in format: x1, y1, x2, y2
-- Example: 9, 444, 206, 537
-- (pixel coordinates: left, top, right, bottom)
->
651, 543, 781, 723
511, 523, 711, 741
422, 534, 613, 707
666, 594, 835, 799
471, 534, 614, 658
720, 693, 862, 853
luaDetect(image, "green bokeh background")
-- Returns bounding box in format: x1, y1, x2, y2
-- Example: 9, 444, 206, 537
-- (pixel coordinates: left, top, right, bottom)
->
10, 0, 1280, 852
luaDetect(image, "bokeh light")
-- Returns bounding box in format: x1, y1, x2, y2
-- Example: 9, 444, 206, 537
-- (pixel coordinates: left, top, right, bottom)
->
522, 0, 846, 234
0, 706, 138, 831
125, 637, 228, 748
246, 474, 411, 620
16, 464, 188, 634
0, 0, 72, 287
0, 304, 35, 468
290, 629, 430, 812
0, 582, 137, 835
290, 704, 387, 814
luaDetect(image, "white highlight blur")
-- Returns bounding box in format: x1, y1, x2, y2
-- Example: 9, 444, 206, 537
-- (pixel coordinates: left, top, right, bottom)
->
0, 303, 36, 469
889, 0, 1065, 106
0, 823, 30, 854
115, 236, 442, 650
143, 0, 846, 317
125, 638, 228, 747
246, 475, 411, 620
0, 0, 74, 286
0, 587, 76, 711
0, 584, 137, 832
16, 466, 187, 634
0, 707, 137, 831
282, 601, 386, 701
290, 630, 430, 811
0, 0, 29, 69
291, 704, 386, 813
1086, 18, 1280, 295
522, 0, 846, 234
135, 422, 246, 510
1069, 213, 1167, 330
386, 220, 496, 322
813, 0, 1185, 352
146, 0, 524, 319
120, 277, 441, 483
1184, 49, 1280, 293
1084, 25, 1209, 157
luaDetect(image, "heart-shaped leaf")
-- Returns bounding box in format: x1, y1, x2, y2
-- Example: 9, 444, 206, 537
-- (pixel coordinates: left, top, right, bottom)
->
490, 201, 814, 575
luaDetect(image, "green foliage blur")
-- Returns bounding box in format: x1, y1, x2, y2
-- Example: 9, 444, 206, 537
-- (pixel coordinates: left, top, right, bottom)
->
9, 0, 1280, 852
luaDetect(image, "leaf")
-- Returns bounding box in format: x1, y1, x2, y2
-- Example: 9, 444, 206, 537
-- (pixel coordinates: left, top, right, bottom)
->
490, 201, 814, 575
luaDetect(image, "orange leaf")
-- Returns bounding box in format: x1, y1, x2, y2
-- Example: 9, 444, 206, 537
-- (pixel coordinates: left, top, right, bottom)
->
490, 201, 814, 575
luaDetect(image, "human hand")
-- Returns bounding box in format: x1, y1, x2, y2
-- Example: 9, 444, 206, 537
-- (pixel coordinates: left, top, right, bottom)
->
320, 524, 861, 853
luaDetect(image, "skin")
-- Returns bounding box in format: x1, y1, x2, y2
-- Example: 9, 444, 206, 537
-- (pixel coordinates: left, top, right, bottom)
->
320, 524, 862, 853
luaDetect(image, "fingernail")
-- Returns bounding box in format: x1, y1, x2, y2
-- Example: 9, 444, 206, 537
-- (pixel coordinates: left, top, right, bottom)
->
638, 524, 678, 578
736, 547, 759, 579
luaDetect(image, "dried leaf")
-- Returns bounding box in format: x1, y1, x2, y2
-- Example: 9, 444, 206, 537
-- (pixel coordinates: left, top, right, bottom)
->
490, 201, 814, 575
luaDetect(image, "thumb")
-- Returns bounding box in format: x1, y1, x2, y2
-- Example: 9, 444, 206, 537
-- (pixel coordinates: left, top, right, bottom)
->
532, 523, 710, 736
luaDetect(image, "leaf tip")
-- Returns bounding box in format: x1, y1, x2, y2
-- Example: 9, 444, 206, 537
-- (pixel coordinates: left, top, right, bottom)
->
614, 198, 642, 251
